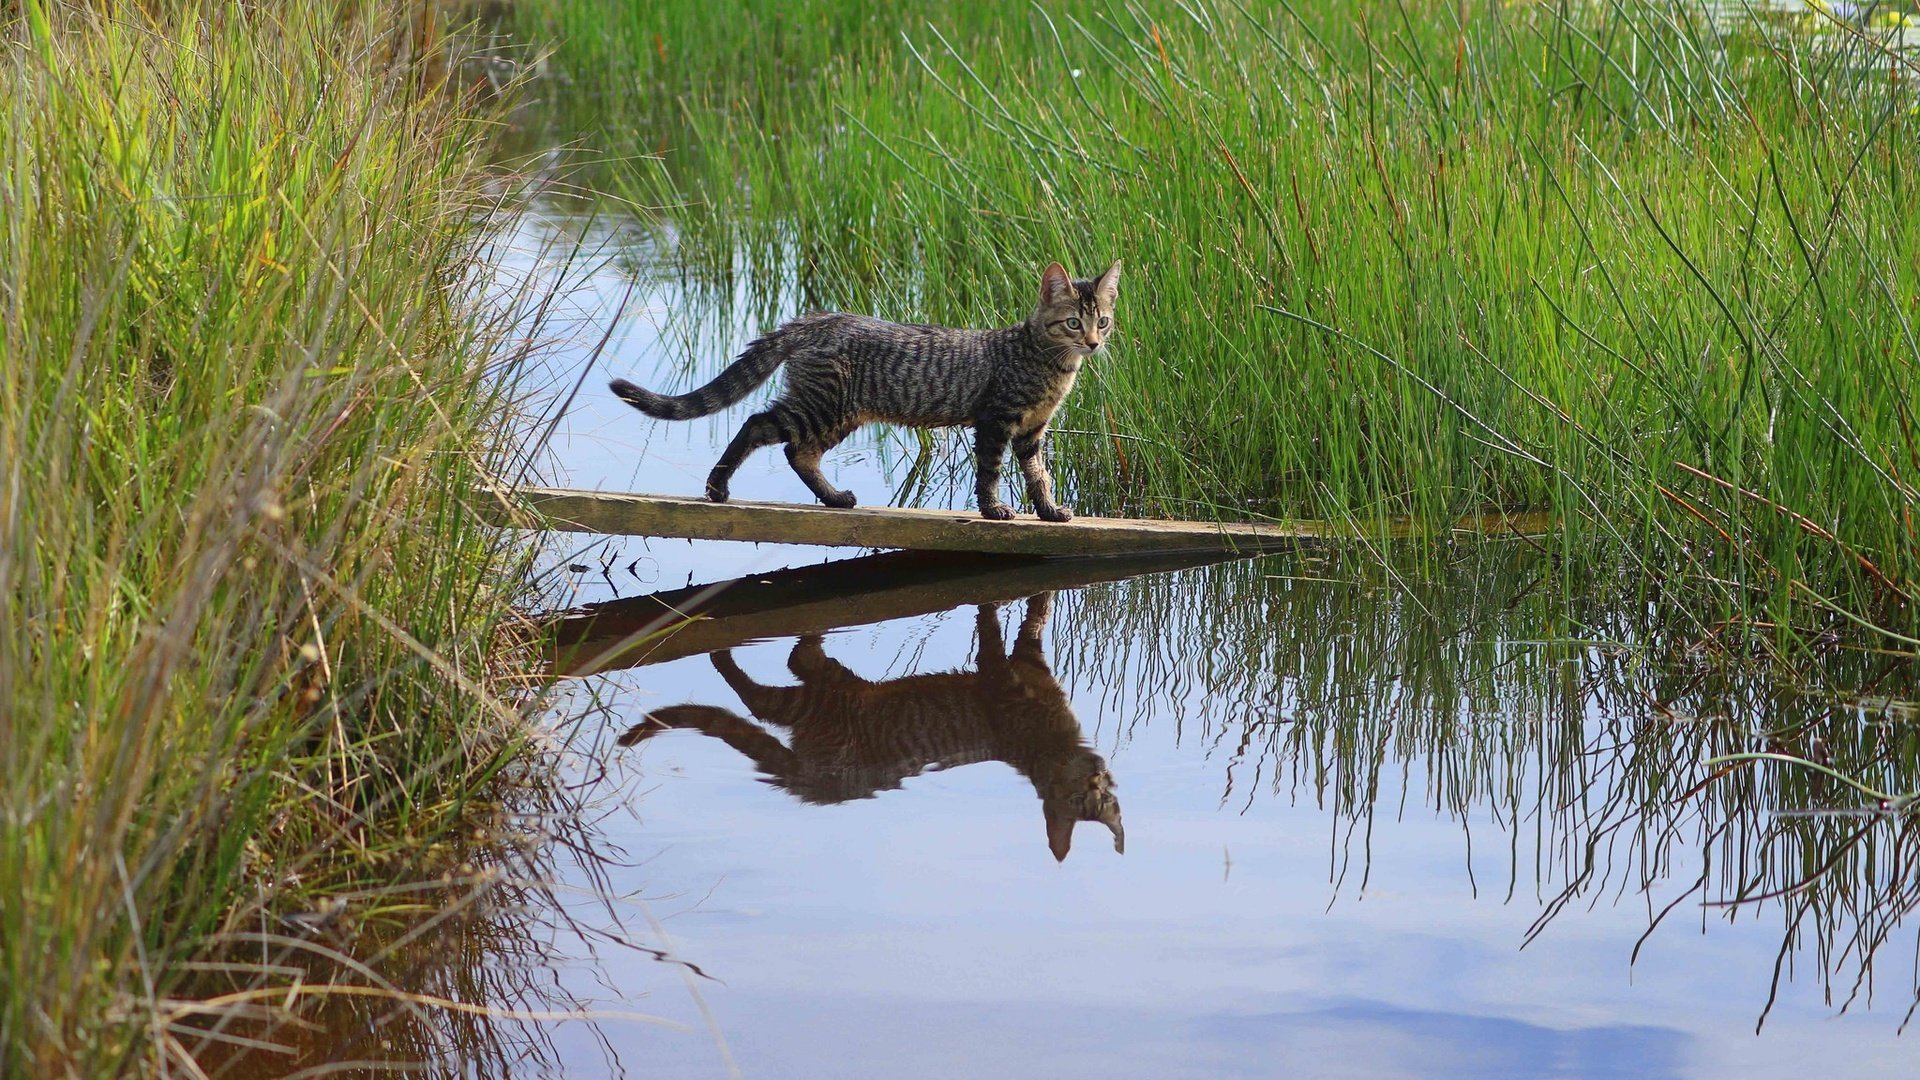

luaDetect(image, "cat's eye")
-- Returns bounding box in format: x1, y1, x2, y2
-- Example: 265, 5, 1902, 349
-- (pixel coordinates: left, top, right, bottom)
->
1066, 318, 1083, 331
1098, 316, 1110, 328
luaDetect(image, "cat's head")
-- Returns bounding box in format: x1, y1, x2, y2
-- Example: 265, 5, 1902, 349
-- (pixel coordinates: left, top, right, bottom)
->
1034, 260, 1122, 356
1042, 748, 1126, 861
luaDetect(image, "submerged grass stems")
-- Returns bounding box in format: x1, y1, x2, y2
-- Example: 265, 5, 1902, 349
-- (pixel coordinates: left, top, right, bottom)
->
0, 3, 558, 1074
1054, 544, 1920, 1026
530, 0, 1920, 649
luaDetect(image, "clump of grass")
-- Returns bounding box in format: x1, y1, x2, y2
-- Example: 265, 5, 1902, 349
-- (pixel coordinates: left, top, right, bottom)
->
0, 2, 552, 1074
533, 0, 1920, 649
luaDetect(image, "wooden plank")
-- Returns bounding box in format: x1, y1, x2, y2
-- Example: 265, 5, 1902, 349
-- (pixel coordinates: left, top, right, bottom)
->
480, 486, 1548, 556
546, 548, 1243, 676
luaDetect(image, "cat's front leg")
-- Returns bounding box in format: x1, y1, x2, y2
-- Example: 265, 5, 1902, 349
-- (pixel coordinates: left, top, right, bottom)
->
974, 603, 1008, 660
973, 421, 1015, 521
1013, 427, 1072, 522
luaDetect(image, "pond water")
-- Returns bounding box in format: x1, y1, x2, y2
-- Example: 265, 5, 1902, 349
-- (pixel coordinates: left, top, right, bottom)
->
454, 204, 1920, 1079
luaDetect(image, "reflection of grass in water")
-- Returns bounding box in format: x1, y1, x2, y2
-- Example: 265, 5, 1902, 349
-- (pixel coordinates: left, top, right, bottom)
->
178, 772, 685, 1078
1047, 546, 1920, 1026
0, 4, 572, 1074
527, 0, 1920, 645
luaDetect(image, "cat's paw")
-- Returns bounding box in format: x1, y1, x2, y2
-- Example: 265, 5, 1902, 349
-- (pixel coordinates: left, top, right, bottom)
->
1038, 504, 1074, 523
822, 490, 857, 509
979, 503, 1015, 521
705, 477, 731, 503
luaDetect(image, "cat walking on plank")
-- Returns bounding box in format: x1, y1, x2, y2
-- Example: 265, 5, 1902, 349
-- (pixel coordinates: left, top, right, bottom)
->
610, 260, 1121, 522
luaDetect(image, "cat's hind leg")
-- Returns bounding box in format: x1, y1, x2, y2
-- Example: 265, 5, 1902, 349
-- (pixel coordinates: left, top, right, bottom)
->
785, 421, 859, 509
785, 443, 856, 509
707, 411, 784, 503
713, 649, 810, 723
786, 634, 861, 683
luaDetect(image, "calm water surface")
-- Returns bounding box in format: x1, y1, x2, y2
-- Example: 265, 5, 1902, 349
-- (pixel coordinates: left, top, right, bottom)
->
477, 207, 1920, 1079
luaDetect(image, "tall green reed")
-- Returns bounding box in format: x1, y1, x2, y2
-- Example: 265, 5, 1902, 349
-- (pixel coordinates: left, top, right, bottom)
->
534, 0, 1920, 647
1, 3, 553, 1074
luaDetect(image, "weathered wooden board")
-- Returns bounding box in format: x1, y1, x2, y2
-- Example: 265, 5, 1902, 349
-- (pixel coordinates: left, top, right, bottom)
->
480, 486, 1546, 557
546, 548, 1242, 676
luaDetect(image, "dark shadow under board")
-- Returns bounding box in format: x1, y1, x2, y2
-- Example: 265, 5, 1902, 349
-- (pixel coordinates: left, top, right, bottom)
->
544, 548, 1244, 675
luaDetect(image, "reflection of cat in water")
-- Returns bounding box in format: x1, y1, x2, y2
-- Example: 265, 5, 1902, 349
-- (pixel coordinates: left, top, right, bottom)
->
619, 593, 1124, 861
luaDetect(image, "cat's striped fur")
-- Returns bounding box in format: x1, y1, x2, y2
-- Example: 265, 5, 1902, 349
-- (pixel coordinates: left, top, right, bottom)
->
610, 261, 1121, 521
618, 593, 1124, 861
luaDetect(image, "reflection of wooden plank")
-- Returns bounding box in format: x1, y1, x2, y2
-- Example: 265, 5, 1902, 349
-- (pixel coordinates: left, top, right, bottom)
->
547, 548, 1241, 676
482, 487, 1546, 556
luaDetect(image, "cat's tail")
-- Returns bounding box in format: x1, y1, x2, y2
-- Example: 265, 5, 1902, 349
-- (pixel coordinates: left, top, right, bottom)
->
609, 329, 793, 420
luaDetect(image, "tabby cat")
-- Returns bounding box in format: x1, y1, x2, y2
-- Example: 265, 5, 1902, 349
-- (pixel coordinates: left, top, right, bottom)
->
609, 261, 1122, 521
619, 593, 1125, 861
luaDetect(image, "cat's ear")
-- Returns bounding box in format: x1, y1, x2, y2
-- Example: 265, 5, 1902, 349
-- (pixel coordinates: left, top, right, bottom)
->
1040, 261, 1075, 306
1047, 814, 1075, 861
1094, 260, 1122, 306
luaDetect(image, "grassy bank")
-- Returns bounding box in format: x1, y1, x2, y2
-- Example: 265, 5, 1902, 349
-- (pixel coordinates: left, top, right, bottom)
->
0, 3, 549, 1074
524, 0, 1920, 647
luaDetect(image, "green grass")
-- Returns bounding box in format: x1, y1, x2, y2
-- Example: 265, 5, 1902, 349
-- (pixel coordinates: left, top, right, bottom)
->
524, 0, 1920, 649
0, 3, 554, 1074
